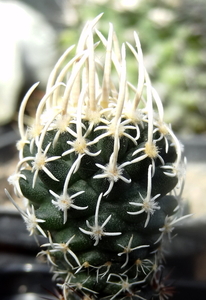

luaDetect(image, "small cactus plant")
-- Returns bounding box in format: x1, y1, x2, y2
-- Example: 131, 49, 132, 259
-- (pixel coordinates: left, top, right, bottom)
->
8, 14, 187, 300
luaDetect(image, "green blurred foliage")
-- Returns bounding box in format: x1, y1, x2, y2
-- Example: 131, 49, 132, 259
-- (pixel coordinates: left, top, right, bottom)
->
59, 0, 206, 134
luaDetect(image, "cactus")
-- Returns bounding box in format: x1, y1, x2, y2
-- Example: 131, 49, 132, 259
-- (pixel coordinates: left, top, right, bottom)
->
8, 14, 187, 300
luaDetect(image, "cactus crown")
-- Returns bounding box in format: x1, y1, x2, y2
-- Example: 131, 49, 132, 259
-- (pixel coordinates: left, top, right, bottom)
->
8, 14, 186, 300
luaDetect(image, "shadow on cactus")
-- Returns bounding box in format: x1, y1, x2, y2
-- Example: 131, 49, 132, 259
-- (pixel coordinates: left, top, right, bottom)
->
7, 14, 188, 300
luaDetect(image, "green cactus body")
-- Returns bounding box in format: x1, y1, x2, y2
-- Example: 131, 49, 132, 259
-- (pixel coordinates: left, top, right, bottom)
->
8, 14, 186, 300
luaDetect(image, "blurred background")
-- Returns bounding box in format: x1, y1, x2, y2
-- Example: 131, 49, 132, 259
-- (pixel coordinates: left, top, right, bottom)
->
0, 0, 206, 297
0, 0, 206, 216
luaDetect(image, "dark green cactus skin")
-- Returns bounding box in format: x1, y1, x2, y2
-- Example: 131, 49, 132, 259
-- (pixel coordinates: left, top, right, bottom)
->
18, 120, 178, 299
8, 15, 185, 300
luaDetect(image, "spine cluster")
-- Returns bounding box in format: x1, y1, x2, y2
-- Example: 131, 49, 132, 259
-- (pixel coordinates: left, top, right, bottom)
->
8, 14, 186, 300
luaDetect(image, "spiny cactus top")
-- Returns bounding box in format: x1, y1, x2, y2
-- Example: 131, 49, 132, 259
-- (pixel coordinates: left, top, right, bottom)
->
8, 14, 186, 300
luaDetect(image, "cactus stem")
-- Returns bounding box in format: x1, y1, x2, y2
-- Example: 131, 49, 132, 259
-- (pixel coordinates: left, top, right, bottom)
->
9, 15, 187, 300
79, 193, 121, 246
